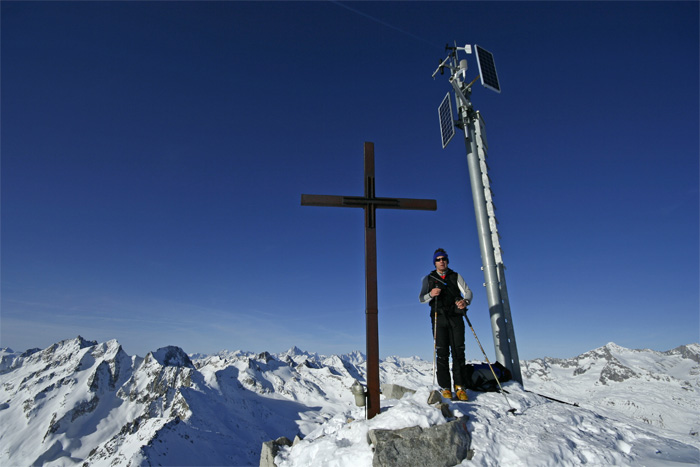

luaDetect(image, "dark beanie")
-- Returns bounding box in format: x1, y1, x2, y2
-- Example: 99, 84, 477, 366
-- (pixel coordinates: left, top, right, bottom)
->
433, 249, 448, 263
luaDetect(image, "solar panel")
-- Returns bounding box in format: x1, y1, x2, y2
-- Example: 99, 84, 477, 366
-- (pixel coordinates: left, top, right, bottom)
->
475, 45, 501, 93
438, 92, 455, 149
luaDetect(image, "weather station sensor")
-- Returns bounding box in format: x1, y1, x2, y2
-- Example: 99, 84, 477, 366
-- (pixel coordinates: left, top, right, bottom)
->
432, 43, 502, 143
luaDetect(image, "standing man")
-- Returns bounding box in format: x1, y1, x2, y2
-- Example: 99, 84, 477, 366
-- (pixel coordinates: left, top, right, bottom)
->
419, 248, 473, 401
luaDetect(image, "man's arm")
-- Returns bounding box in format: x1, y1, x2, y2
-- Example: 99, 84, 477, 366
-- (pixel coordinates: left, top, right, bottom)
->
457, 273, 473, 305
419, 275, 433, 304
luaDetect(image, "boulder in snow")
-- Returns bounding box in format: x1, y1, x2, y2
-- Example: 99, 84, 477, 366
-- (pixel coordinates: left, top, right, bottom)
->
260, 436, 292, 467
368, 417, 471, 467
381, 383, 416, 400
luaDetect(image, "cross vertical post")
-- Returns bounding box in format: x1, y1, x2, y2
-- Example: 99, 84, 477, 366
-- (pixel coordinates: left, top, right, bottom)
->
301, 142, 437, 418
363, 143, 380, 418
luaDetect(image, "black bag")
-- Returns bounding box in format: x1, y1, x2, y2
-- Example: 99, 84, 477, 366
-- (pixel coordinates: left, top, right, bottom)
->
462, 361, 512, 392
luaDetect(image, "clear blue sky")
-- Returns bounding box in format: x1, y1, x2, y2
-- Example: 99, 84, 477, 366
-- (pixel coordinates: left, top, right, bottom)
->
2, 1, 698, 361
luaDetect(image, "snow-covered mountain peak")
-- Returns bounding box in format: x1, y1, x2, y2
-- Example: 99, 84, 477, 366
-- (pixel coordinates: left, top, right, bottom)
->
48, 335, 98, 354
286, 345, 306, 356
1, 339, 697, 466
338, 350, 366, 365
279, 345, 318, 360
667, 343, 700, 363
149, 346, 194, 369
523, 341, 699, 441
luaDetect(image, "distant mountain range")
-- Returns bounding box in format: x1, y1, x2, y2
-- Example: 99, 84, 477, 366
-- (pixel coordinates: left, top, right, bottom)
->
1, 338, 697, 466
524, 342, 699, 437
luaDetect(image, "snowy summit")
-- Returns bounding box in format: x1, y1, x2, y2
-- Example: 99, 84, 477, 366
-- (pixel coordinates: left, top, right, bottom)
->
0, 338, 698, 466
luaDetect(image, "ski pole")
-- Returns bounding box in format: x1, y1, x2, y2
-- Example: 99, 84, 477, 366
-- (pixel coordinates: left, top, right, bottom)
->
429, 276, 443, 387
431, 277, 440, 387
429, 274, 447, 286
428, 275, 437, 387
432, 306, 437, 387
464, 314, 517, 414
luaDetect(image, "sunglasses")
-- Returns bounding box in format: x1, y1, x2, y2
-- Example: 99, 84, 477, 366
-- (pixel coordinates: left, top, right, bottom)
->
435, 257, 448, 262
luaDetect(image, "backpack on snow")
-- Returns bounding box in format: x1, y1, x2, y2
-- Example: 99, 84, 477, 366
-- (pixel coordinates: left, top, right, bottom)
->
462, 361, 512, 392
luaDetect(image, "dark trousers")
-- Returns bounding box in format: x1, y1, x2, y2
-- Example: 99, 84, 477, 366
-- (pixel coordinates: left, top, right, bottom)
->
431, 312, 466, 390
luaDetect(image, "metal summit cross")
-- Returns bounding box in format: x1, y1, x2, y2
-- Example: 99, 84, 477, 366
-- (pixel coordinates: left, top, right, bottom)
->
301, 142, 437, 419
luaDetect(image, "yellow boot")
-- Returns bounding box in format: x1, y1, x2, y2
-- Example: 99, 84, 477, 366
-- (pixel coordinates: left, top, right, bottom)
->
455, 386, 468, 401
441, 388, 453, 399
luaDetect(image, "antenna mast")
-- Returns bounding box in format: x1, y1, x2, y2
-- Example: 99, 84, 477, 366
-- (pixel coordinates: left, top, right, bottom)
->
434, 42, 522, 385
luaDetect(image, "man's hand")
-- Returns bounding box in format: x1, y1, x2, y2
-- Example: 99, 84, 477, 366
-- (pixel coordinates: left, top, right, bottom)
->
455, 299, 467, 310
430, 288, 442, 297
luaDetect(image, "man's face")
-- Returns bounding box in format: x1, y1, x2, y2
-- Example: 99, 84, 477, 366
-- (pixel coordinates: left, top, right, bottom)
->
435, 256, 448, 273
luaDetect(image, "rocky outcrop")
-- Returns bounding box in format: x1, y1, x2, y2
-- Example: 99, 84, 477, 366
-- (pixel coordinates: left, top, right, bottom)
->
369, 417, 472, 467
259, 436, 293, 467
151, 346, 195, 369
381, 383, 416, 400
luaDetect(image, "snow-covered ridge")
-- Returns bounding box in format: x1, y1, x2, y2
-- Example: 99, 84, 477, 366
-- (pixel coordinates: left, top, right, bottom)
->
523, 342, 700, 439
0, 336, 375, 466
524, 342, 700, 385
0, 337, 698, 466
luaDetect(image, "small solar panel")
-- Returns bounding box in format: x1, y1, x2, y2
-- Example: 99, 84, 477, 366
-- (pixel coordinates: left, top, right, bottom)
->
475, 45, 501, 93
438, 92, 455, 149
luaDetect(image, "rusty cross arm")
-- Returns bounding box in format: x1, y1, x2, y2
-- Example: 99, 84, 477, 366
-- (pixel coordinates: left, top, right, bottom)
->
301, 194, 437, 211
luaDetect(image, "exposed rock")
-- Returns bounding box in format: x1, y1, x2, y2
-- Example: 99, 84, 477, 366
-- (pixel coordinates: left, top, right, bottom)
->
20, 348, 41, 358
437, 402, 452, 419
599, 359, 637, 385
667, 344, 700, 364
427, 389, 443, 405
381, 383, 416, 400
89, 361, 117, 392
150, 346, 194, 369
259, 436, 292, 467
368, 417, 471, 467
257, 351, 273, 363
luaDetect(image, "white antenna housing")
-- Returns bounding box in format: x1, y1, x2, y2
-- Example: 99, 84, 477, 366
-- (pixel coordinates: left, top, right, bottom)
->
459, 59, 468, 81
